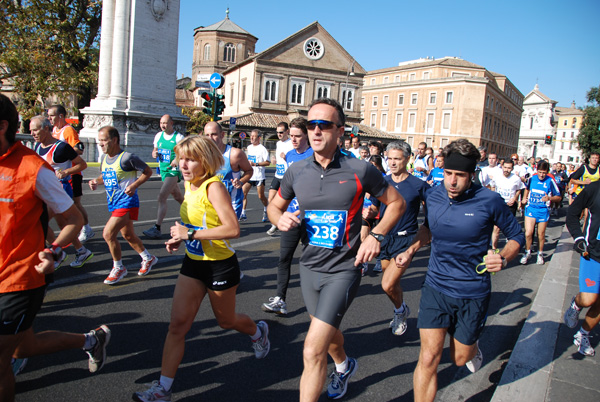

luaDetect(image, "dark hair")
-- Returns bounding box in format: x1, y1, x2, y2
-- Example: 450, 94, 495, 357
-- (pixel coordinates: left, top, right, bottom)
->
368, 140, 383, 154
443, 139, 481, 161
277, 122, 289, 130
100, 125, 120, 144
0, 94, 19, 144
290, 117, 308, 135
537, 160, 550, 171
308, 97, 346, 127
50, 104, 67, 117
503, 159, 514, 167
369, 154, 386, 173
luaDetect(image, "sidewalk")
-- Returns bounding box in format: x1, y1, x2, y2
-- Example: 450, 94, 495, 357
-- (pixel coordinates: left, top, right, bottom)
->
492, 225, 600, 401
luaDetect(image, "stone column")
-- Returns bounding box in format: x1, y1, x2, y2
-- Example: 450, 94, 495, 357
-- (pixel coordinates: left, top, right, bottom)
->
96, 0, 115, 99
109, 0, 130, 105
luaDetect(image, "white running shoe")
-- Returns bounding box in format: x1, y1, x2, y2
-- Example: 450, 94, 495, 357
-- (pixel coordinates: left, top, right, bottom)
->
138, 256, 158, 276
520, 252, 531, 265
70, 249, 93, 268
536, 253, 545, 265
574, 331, 595, 356
133, 380, 172, 402
78, 226, 96, 243
266, 225, 278, 236
104, 266, 127, 285
252, 321, 270, 359
389, 303, 410, 336
262, 296, 288, 315
54, 250, 68, 270
466, 342, 483, 373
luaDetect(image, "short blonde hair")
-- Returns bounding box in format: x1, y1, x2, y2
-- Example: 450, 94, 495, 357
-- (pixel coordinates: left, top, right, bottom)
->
174, 136, 224, 182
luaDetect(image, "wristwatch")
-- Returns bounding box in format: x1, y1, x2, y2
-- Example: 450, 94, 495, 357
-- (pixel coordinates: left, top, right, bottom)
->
187, 228, 196, 241
43, 244, 63, 261
501, 256, 507, 268
369, 231, 385, 242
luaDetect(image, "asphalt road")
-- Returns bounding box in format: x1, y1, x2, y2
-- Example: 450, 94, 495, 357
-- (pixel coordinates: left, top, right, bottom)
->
14, 169, 566, 402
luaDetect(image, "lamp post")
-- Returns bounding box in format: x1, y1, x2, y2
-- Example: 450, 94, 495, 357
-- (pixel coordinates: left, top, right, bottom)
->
344, 60, 356, 109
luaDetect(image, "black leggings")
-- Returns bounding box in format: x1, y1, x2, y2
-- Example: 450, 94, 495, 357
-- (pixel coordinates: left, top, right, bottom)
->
276, 226, 303, 300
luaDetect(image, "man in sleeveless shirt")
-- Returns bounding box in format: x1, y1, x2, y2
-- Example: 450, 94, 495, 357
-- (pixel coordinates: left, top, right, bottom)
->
204, 121, 252, 220
143, 115, 185, 239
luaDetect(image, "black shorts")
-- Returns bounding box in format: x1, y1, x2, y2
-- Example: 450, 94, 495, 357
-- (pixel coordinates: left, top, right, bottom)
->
300, 265, 361, 329
379, 233, 415, 261
71, 174, 83, 198
180, 254, 241, 291
270, 176, 282, 192
507, 202, 518, 216
248, 179, 266, 187
0, 285, 46, 335
417, 284, 490, 346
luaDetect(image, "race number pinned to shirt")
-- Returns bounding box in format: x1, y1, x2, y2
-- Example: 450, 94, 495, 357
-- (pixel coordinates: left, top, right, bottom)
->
183, 223, 205, 257
248, 155, 257, 164
276, 163, 286, 176
102, 169, 118, 190
304, 210, 347, 249
157, 148, 172, 163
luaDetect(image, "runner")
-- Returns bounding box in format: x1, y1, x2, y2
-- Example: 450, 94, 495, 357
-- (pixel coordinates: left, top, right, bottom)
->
563, 179, 600, 356
520, 160, 561, 265
262, 117, 313, 315
426, 154, 444, 187
267, 98, 405, 401
266, 122, 293, 235
143, 114, 185, 239
204, 121, 252, 220
89, 126, 158, 284
241, 129, 270, 222
490, 159, 525, 249
48, 104, 95, 242
0, 95, 110, 400
132, 136, 269, 402
369, 141, 429, 336
395, 139, 524, 402
30, 116, 93, 269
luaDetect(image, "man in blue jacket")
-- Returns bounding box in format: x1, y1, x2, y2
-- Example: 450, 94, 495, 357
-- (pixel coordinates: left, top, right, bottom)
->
395, 139, 524, 402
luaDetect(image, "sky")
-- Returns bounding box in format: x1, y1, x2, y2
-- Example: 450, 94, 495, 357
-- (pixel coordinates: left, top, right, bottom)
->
177, 0, 599, 109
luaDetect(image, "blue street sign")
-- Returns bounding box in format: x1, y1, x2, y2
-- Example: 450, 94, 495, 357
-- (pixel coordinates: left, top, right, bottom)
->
230, 117, 237, 131
210, 73, 224, 89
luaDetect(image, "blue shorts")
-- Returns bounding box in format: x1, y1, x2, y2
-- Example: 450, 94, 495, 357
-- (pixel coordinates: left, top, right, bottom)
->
579, 256, 600, 294
525, 206, 550, 223
417, 284, 490, 346
379, 233, 415, 261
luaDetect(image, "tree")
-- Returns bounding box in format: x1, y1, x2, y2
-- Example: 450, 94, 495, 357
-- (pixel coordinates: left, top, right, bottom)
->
577, 86, 600, 158
181, 107, 212, 135
0, 1, 101, 119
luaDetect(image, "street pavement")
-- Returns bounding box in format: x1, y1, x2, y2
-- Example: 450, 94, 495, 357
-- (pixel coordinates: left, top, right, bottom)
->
13, 167, 582, 402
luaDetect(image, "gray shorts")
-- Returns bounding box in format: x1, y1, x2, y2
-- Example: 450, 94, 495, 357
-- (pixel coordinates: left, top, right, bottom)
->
299, 265, 361, 328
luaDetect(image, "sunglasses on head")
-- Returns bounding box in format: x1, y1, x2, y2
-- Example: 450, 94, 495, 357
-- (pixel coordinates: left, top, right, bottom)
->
307, 120, 342, 131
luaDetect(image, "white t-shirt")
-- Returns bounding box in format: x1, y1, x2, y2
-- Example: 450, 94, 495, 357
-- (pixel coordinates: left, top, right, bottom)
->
491, 172, 525, 203
480, 165, 503, 187
36, 167, 74, 214
275, 138, 293, 178
513, 164, 532, 180
349, 147, 360, 158
246, 143, 270, 181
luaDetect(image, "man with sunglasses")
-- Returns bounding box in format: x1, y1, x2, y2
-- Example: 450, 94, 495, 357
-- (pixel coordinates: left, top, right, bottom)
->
267, 122, 293, 236
395, 139, 523, 402
268, 98, 405, 401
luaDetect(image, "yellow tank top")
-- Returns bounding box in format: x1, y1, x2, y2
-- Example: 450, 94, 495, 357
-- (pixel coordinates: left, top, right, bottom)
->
575, 165, 600, 194
180, 176, 235, 261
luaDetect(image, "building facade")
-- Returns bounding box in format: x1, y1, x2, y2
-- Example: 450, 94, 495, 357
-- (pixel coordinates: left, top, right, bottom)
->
362, 57, 523, 156
517, 84, 557, 161
554, 102, 585, 164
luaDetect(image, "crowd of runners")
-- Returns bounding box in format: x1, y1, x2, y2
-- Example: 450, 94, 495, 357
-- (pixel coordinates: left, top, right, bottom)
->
1, 93, 599, 402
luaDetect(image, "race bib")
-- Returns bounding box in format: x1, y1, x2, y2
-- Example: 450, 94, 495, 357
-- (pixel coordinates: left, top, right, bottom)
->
304, 210, 347, 249
102, 169, 118, 190
276, 163, 286, 176
529, 189, 548, 207
157, 148, 171, 163
183, 223, 205, 257
248, 155, 257, 163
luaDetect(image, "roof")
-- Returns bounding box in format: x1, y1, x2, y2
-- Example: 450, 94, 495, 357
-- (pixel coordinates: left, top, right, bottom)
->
220, 113, 398, 140
555, 106, 584, 116
367, 57, 485, 75
194, 13, 256, 39
525, 84, 556, 104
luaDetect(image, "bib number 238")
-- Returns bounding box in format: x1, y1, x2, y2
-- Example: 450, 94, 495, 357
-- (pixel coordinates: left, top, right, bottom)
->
304, 210, 347, 249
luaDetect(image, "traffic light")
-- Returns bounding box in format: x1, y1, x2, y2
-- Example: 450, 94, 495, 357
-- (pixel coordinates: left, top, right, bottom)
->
544, 134, 553, 145
201, 92, 214, 118
214, 94, 226, 121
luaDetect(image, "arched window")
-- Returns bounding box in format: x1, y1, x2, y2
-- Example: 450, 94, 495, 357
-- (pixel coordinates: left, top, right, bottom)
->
290, 83, 303, 105
223, 43, 235, 62
204, 44, 211, 61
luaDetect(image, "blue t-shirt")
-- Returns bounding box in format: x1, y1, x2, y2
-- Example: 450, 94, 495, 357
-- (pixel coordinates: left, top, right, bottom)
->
427, 167, 444, 187
372, 174, 429, 235
525, 175, 560, 209
424, 184, 525, 298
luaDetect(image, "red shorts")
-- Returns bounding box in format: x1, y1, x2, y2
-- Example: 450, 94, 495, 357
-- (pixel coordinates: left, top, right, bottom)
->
111, 207, 139, 220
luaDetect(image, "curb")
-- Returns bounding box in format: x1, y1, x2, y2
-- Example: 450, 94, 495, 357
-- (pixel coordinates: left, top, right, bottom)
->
491, 225, 573, 402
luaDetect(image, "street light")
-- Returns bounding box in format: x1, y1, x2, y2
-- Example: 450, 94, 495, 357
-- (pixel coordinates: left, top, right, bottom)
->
344, 60, 356, 109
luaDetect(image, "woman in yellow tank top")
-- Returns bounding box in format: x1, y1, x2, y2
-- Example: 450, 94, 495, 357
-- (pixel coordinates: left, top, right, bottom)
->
133, 136, 270, 402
